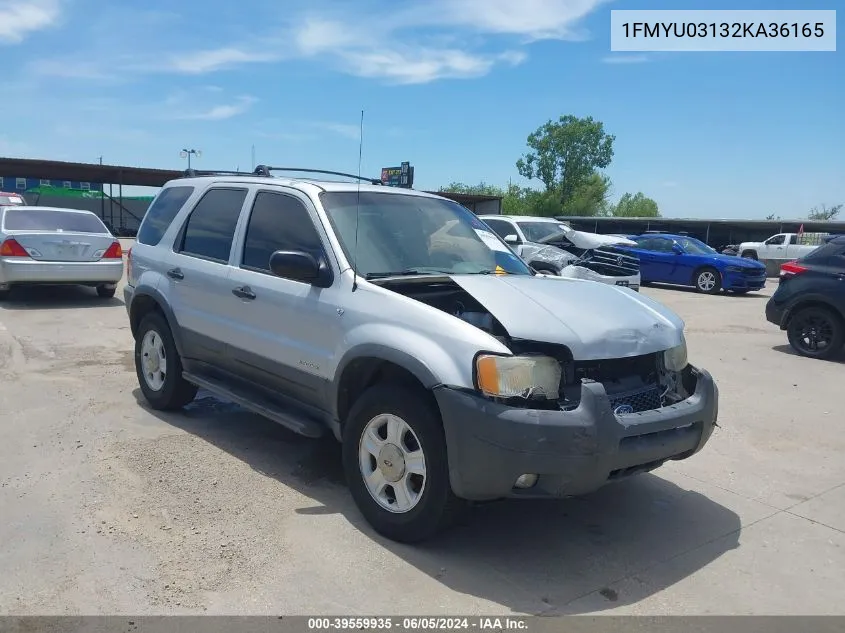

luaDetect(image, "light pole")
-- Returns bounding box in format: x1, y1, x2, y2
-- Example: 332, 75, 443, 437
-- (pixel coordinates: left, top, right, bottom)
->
180, 148, 201, 170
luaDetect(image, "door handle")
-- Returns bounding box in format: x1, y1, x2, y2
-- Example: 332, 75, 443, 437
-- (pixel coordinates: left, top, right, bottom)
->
167, 268, 184, 280
232, 285, 256, 300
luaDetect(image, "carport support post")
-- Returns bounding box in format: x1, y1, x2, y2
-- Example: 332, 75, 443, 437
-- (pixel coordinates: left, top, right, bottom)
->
119, 171, 123, 233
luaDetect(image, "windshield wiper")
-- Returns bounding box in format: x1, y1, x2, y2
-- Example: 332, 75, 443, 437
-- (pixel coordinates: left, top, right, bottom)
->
364, 268, 452, 280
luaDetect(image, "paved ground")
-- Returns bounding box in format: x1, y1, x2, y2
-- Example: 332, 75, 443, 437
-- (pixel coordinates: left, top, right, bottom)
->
1, 271, 843, 616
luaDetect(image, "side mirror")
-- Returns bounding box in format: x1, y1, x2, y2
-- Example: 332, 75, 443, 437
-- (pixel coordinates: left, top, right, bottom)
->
672, 244, 684, 255
269, 250, 331, 287
504, 234, 520, 244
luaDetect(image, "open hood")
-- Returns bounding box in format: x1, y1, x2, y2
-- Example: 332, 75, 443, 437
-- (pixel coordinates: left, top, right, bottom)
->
449, 274, 684, 360
539, 227, 637, 250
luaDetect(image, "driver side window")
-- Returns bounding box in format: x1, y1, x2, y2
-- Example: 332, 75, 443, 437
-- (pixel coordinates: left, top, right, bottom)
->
766, 235, 786, 245
484, 219, 518, 241
241, 191, 327, 274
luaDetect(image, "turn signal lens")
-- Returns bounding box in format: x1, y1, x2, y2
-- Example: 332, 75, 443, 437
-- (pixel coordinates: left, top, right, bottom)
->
0, 238, 29, 257
475, 354, 561, 400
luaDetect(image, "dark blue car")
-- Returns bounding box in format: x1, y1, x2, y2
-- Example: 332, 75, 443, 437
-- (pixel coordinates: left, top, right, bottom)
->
620, 233, 767, 294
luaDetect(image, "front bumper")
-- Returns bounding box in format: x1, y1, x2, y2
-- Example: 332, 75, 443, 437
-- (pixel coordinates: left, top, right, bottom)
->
723, 269, 766, 291
0, 258, 124, 285
434, 366, 718, 501
559, 265, 641, 291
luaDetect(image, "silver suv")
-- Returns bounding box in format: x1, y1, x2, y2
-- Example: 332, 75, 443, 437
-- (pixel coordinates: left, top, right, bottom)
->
125, 167, 719, 543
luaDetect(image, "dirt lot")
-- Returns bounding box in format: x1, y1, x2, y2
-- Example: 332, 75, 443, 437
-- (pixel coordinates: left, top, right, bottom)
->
1, 272, 843, 616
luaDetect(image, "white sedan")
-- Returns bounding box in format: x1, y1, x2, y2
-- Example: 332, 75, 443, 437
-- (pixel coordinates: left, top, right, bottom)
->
0, 205, 124, 300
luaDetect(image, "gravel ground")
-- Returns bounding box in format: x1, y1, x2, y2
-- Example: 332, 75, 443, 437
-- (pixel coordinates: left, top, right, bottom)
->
1, 275, 843, 616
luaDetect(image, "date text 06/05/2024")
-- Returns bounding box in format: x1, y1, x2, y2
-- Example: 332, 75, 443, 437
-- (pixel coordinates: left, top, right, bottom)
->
307, 617, 529, 630
621, 22, 825, 39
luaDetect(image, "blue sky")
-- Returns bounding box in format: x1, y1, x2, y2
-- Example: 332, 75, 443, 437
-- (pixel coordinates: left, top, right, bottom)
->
1, 0, 842, 219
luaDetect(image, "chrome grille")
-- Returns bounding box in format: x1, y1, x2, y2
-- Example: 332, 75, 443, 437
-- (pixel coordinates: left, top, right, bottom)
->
579, 245, 640, 277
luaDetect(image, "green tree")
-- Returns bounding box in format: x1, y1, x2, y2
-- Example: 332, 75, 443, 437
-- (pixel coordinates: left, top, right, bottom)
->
439, 181, 503, 196
808, 203, 842, 221
516, 115, 615, 206
612, 192, 660, 217
559, 172, 612, 217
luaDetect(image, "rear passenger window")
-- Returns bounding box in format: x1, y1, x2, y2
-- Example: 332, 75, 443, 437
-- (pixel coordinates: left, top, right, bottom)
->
137, 186, 194, 246
178, 188, 247, 262
242, 191, 324, 272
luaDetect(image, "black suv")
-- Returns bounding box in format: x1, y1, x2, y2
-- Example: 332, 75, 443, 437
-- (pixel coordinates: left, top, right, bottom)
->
765, 235, 845, 360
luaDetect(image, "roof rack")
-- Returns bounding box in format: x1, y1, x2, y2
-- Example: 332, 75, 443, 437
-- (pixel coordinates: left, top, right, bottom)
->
181, 169, 256, 178
252, 165, 383, 185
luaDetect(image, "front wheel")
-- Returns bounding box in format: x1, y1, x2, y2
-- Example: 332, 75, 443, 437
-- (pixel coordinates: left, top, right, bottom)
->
342, 384, 466, 543
135, 312, 198, 410
694, 267, 722, 294
787, 307, 844, 360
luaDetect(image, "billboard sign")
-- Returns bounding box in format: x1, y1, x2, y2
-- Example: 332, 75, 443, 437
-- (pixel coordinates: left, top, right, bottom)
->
381, 161, 414, 188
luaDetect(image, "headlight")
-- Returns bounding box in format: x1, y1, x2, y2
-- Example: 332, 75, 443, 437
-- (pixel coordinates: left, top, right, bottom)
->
726, 266, 745, 273
663, 341, 688, 372
475, 354, 561, 400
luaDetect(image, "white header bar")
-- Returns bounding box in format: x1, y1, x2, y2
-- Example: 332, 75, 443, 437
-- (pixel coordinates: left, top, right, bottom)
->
610, 10, 836, 52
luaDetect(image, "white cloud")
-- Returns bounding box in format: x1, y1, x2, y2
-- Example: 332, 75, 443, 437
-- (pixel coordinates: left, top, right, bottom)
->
429, 0, 610, 40
283, 0, 608, 83
308, 122, 361, 140
175, 96, 258, 121
166, 48, 280, 74
602, 54, 650, 64
0, 0, 61, 44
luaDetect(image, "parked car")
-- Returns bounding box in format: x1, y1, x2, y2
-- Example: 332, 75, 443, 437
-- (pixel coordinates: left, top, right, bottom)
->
0, 205, 123, 299
739, 232, 829, 261
620, 233, 767, 294
478, 215, 641, 290
765, 235, 845, 360
124, 167, 718, 543
0, 191, 26, 207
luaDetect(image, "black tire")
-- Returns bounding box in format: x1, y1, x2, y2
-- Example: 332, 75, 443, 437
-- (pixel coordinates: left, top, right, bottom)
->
134, 311, 197, 410
0, 289, 10, 301
786, 306, 844, 360
531, 264, 559, 276
97, 285, 116, 298
741, 251, 758, 260
342, 384, 466, 543
693, 267, 722, 294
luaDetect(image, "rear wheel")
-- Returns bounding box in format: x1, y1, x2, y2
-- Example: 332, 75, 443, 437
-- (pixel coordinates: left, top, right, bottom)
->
135, 311, 197, 409
342, 384, 466, 543
97, 285, 116, 298
0, 288, 9, 301
741, 251, 758, 260
786, 306, 844, 360
694, 267, 722, 294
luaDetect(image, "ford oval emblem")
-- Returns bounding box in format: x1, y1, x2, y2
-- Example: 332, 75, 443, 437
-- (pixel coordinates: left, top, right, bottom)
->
614, 404, 634, 415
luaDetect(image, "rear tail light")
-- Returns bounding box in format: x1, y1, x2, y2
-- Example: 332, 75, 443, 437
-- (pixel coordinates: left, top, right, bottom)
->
103, 241, 123, 259
780, 260, 808, 278
0, 238, 30, 257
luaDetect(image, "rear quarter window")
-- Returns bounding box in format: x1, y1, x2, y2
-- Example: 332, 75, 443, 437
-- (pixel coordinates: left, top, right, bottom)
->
137, 186, 195, 246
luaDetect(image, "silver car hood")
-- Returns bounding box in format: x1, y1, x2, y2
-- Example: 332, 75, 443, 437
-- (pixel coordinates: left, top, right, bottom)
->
450, 274, 684, 360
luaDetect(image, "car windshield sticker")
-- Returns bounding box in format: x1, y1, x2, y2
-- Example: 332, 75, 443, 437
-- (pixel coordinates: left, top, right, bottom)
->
475, 229, 510, 253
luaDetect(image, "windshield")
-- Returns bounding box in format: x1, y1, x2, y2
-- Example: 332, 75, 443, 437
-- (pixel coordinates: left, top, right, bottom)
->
677, 237, 717, 255
3, 209, 109, 233
320, 192, 531, 277
516, 221, 569, 243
